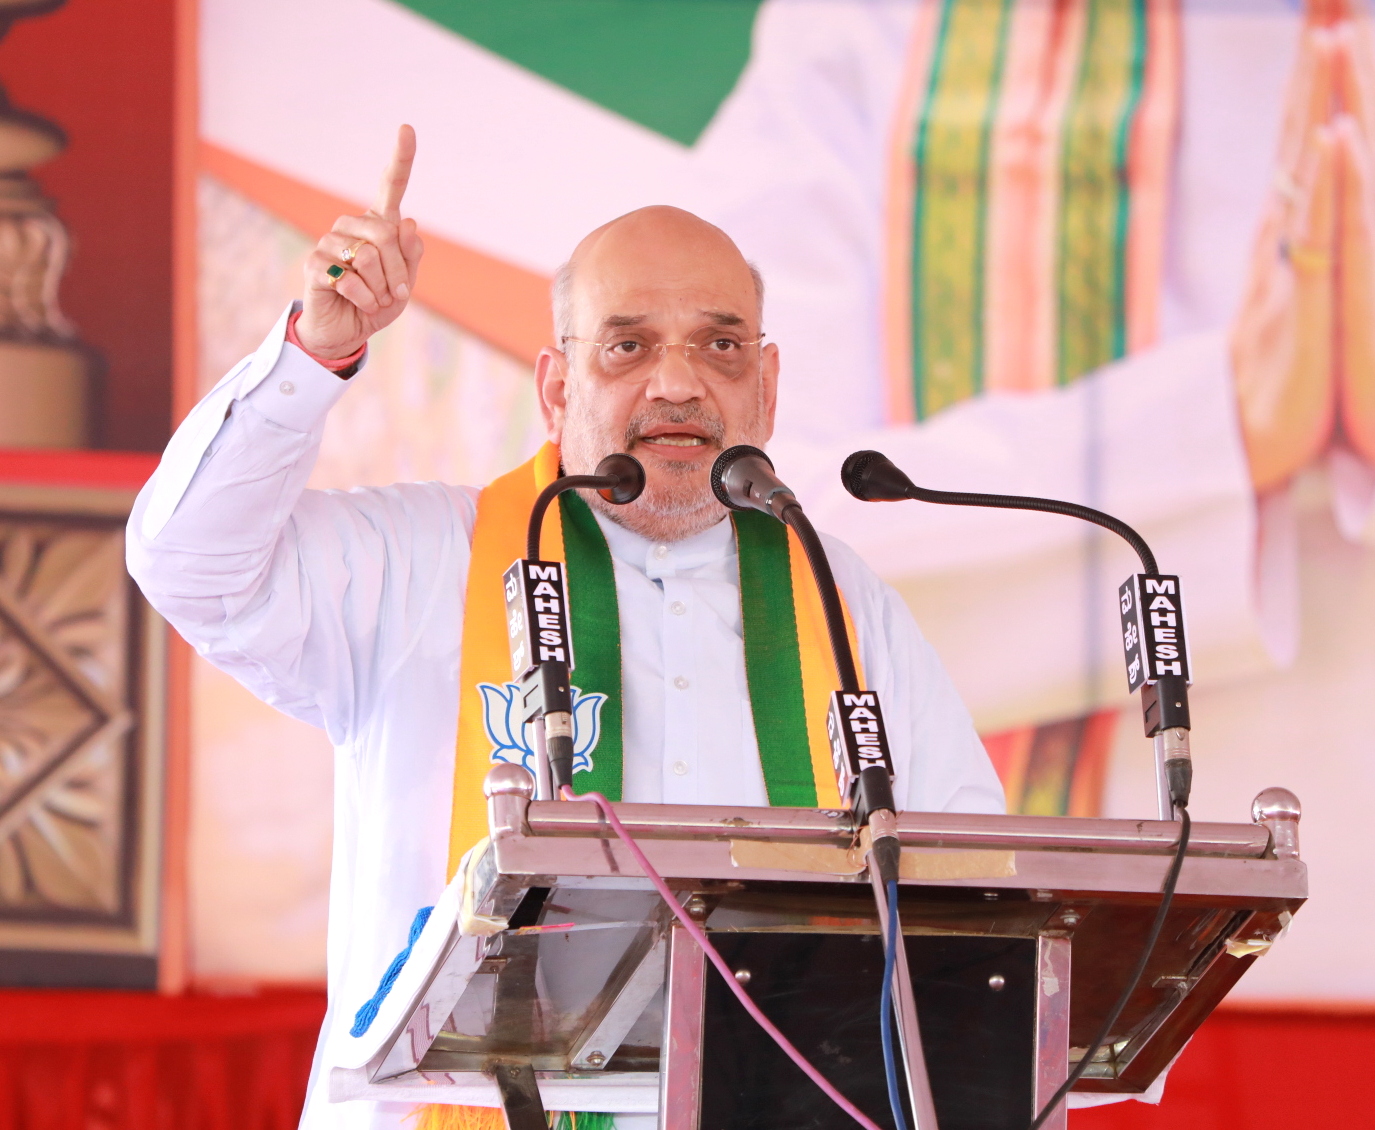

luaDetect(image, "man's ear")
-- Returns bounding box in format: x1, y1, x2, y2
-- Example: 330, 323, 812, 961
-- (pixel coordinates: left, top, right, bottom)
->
759, 341, 781, 442
534, 346, 570, 443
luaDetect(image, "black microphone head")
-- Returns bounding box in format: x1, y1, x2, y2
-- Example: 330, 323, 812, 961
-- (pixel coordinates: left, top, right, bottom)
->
841, 449, 914, 502
710, 444, 773, 511
594, 453, 645, 505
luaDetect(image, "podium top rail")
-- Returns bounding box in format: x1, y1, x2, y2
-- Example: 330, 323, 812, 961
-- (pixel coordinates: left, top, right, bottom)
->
525, 801, 1271, 859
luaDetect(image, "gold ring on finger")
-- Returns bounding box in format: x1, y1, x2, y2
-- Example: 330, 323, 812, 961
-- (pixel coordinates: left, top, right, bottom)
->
340, 239, 368, 265
326, 262, 348, 286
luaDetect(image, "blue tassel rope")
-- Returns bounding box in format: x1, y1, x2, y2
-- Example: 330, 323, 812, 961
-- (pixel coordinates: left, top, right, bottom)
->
350, 905, 434, 1037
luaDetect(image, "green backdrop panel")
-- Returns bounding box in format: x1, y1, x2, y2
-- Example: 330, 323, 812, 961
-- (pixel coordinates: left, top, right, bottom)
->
392, 0, 763, 146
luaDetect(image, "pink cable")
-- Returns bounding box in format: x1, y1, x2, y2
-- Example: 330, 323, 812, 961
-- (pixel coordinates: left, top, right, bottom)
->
561, 786, 883, 1130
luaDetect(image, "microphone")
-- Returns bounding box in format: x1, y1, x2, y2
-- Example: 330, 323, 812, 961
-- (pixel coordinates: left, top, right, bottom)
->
839, 449, 919, 503
592, 452, 647, 504
841, 448, 1191, 813
718, 446, 930, 1127
528, 453, 645, 560
710, 444, 800, 522
712, 445, 857, 695
710, 445, 900, 871
851, 448, 1201, 1130
513, 453, 645, 797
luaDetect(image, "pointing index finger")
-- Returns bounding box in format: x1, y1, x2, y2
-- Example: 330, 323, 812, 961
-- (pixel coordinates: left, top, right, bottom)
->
375, 124, 416, 222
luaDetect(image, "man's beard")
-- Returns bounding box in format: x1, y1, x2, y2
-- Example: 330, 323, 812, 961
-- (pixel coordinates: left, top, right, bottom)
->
560, 388, 767, 542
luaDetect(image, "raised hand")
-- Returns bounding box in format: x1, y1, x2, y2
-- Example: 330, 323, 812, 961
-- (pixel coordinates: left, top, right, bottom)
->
295, 125, 425, 360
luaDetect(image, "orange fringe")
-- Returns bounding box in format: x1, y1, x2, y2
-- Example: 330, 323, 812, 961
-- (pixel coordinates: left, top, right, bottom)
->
410, 1104, 506, 1130
410, 1107, 604, 1129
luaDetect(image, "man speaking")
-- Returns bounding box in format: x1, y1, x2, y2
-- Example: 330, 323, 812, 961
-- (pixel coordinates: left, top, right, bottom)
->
128, 127, 1003, 1129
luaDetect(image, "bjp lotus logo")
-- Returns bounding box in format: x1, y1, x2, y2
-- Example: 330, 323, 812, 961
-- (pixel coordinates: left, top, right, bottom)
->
477, 682, 605, 775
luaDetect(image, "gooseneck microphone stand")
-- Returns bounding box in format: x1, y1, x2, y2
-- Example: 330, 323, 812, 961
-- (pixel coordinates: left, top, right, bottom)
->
509, 453, 644, 797
527, 452, 645, 561
840, 450, 1193, 815
840, 449, 1195, 1130
711, 444, 936, 1130
711, 447, 890, 823
840, 450, 1160, 572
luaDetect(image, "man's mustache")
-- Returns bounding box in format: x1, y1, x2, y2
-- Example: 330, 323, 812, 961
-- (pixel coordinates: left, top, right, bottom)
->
623, 404, 727, 450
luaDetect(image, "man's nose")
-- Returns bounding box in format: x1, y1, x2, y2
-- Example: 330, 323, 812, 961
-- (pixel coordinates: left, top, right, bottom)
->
643, 345, 708, 403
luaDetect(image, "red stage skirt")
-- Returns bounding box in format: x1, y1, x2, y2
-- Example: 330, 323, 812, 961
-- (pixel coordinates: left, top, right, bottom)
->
0, 992, 1368, 1129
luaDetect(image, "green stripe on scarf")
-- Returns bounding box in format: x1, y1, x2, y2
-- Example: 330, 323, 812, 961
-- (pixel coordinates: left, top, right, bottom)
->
734, 511, 816, 807
558, 496, 820, 805
560, 490, 624, 800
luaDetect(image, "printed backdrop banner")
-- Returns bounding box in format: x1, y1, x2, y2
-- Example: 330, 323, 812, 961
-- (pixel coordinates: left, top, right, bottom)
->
200, 0, 1267, 733
192, 0, 1375, 1007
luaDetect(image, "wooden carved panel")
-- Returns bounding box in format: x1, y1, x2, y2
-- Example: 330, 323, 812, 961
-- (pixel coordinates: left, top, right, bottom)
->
0, 487, 163, 981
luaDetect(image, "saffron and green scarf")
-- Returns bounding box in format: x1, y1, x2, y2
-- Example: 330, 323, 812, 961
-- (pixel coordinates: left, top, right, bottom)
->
421, 442, 858, 1128
447, 441, 860, 875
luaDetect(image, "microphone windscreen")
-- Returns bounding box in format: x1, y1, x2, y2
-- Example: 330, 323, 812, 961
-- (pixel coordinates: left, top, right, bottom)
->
595, 453, 645, 504
841, 450, 913, 501
710, 445, 773, 510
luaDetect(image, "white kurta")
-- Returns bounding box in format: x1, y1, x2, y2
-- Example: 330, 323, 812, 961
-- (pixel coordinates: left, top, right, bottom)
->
126, 305, 1004, 1129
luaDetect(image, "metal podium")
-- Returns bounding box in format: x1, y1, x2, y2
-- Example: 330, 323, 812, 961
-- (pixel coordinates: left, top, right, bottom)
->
330, 765, 1305, 1129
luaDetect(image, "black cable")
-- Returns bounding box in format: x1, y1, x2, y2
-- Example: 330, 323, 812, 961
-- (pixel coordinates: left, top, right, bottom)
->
779, 502, 860, 694
880, 879, 911, 1130
1028, 807, 1192, 1130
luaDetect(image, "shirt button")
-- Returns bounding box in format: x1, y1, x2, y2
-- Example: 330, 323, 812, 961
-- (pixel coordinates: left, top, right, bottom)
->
670, 601, 686, 616
672, 761, 689, 776
673, 675, 689, 690
278, 380, 296, 396
654, 545, 669, 560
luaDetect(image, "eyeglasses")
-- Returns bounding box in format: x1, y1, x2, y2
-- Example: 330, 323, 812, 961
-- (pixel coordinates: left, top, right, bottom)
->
563, 327, 765, 380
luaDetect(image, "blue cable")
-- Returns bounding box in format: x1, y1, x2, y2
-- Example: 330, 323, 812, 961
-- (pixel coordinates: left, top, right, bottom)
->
880, 879, 911, 1130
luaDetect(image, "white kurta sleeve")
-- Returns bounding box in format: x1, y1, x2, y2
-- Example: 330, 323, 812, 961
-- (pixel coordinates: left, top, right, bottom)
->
126, 304, 477, 742
824, 535, 1006, 816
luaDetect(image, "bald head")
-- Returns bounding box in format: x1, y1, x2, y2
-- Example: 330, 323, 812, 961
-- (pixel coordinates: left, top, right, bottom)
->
552, 206, 763, 342
535, 205, 779, 542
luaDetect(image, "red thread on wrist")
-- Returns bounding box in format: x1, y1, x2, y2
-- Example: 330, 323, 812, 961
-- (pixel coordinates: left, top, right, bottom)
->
286, 311, 366, 373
